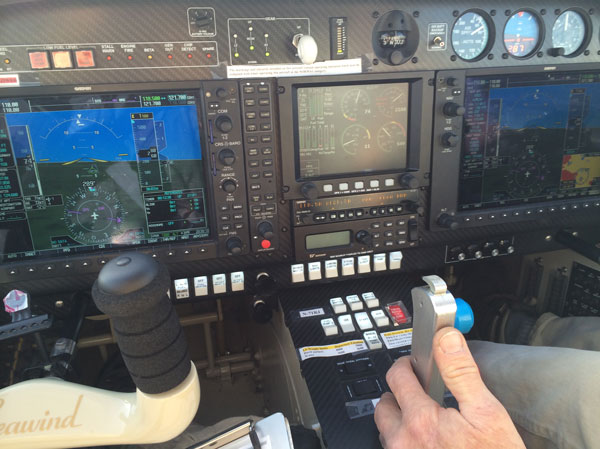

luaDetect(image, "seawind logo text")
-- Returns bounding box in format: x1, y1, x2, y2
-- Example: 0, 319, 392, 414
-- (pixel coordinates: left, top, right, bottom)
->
0, 394, 83, 434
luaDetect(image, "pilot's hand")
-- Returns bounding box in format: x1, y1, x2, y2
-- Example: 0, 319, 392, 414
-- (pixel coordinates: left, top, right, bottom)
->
374, 327, 525, 449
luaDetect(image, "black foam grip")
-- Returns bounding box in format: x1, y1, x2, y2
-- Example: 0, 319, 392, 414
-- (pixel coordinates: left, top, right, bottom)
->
91, 253, 191, 394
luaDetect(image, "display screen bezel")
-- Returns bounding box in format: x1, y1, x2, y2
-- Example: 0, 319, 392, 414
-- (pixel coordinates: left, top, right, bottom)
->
0, 81, 216, 262
276, 72, 434, 201
458, 68, 600, 212
292, 81, 411, 181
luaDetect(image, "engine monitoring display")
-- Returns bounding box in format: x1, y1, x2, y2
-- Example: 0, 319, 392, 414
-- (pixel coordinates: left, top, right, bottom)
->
295, 82, 409, 179
459, 71, 600, 211
0, 91, 210, 261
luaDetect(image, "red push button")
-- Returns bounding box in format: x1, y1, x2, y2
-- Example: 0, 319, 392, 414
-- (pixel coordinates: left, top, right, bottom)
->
75, 50, 95, 68
28, 51, 50, 70
261, 239, 271, 249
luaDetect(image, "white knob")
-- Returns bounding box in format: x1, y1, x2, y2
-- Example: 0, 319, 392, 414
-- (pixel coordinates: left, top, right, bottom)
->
294, 34, 318, 64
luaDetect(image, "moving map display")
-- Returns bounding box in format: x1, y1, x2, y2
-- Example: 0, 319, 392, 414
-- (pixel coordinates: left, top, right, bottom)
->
459, 71, 600, 211
0, 91, 210, 260
295, 82, 409, 179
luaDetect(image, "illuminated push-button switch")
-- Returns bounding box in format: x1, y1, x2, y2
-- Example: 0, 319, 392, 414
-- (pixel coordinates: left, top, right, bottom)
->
338, 314, 355, 333
373, 253, 387, 272
261, 239, 271, 249
308, 261, 322, 280
324, 259, 338, 278
193, 276, 208, 296
371, 309, 390, 327
363, 330, 383, 350
369, 180, 380, 188
29, 51, 50, 69
212, 274, 227, 294
355, 312, 373, 330
346, 294, 363, 311
230, 271, 245, 292
330, 297, 347, 314
174, 278, 190, 299
75, 49, 95, 68
389, 251, 403, 270
321, 318, 339, 336
291, 264, 305, 283
341, 257, 355, 276
51, 50, 73, 68
362, 292, 380, 308
357, 255, 371, 273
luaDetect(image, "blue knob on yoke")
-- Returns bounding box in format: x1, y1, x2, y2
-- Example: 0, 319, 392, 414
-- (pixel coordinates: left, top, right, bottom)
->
454, 298, 474, 334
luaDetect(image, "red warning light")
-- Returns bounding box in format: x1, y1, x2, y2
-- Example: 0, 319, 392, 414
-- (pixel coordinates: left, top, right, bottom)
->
206, 53, 212, 59
106, 55, 112, 61
127, 55, 133, 61
261, 239, 272, 249
187, 53, 193, 59
167, 54, 173, 60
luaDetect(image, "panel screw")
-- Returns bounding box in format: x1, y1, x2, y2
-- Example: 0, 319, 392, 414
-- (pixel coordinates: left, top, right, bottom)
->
554, 9, 561, 15
505, 10, 511, 16
411, 57, 418, 63
585, 50, 590, 56
488, 54, 494, 60
373, 58, 379, 65
450, 55, 457, 61
540, 9, 546, 15
537, 51, 544, 57
502, 53, 509, 59
490, 10, 496, 16
372, 11, 380, 19
453, 10, 460, 17
413, 11, 420, 18
277, 86, 285, 94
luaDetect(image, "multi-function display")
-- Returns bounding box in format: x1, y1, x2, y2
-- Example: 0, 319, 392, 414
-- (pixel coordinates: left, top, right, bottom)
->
459, 71, 600, 211
295, 82, 409, 179
0, 91, 210, 260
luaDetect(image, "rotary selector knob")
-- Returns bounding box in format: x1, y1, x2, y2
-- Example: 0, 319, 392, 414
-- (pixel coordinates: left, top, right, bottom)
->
215, 115, 233, 133
443, 102, 465, 117
437, 213, 459, 230
300, 182, 319, 200
446, 77, 458, 87
218, 148, 236, 166
355, 230, 373, 246
399, 173, 419, 189
442, 132, 459, 148
221, 179, 237, 193
226, 237, 243, 255
216, 88, 228, 98
257, 221, 274, 239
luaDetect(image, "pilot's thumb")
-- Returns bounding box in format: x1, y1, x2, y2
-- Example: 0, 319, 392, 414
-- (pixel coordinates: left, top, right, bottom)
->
432, 327, 492, 410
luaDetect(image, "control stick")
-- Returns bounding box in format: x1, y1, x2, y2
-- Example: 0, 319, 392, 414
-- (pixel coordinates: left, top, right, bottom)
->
92, 252, 191, 393
0, 252, 200, 449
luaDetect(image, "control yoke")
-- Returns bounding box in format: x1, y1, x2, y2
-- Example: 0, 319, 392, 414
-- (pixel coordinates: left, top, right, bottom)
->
0, 253, 200, 449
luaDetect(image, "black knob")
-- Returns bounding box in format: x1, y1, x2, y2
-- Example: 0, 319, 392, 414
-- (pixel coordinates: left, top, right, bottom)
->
408, 218, 419, 241
92, 253, 190, 394
215, 115, 233, 133
216, 87, 228, 98
437, 213, 459, 230
257, 221, 274, 239
226, 237, 243, 255
403, 200, 425, 216
218, 148, 236, 166
355, 230, 372, 246
221, 179, 237, 193
442, 132, 459, 148
252, 299, 273, 324
446, 77, 458, 87
301, 182, 319, 200
399, 173, 419, 189
548, 47, 565, 57
443, 102, 465, 117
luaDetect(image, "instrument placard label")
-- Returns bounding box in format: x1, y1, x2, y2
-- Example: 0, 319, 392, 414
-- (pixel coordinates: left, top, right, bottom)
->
298, 339, 367, 361
381, 328, 413, 349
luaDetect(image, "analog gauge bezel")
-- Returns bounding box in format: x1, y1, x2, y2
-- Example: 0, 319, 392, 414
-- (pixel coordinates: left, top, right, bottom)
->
451, 9, 495, 62
551, 8, 592, 58
503, 9, 545, 59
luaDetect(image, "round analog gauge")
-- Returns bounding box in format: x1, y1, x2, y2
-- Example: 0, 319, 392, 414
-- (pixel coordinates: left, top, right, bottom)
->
64, 187, 127, 244
552, 10, 588, 56
341, 89, 371, 121
341, 125, 371, 155
452, 11, 492, 61
504, 10, 542, 58
377, 122, 407, 153
376, 86, 408, 117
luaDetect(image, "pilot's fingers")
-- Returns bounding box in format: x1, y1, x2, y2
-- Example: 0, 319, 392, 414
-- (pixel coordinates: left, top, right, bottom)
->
374, 392, 403, 439
432, 327, 494, 410
385, 356, 437, 413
